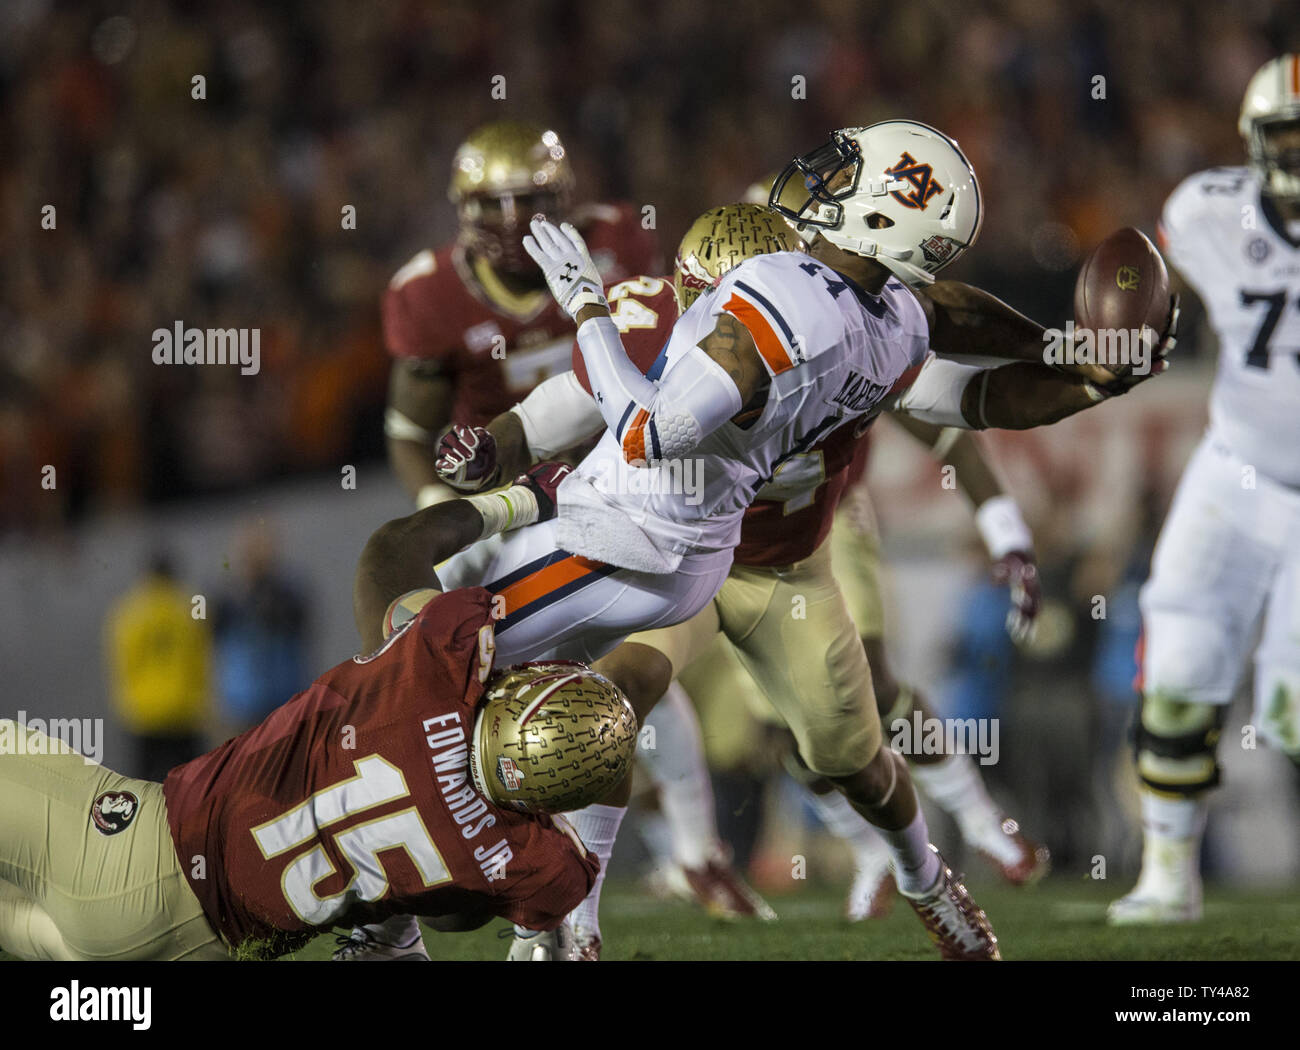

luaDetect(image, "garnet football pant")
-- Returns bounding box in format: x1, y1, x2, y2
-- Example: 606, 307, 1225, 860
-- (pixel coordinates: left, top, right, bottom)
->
628, 539, 883, 778
0, 721, 226, 960
436, 517, 732, 664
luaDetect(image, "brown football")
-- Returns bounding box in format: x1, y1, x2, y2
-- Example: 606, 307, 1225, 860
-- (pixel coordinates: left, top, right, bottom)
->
1073, 227, 1170, 371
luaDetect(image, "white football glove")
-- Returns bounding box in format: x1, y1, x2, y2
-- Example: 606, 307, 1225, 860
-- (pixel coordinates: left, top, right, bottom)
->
522, 218, 607, 319
506, 920, 576, 961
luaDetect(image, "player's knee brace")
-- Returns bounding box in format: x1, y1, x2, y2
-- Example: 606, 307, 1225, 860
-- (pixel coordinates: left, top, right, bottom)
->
1256, 668, 1300, 764
1134, 693, 1226, 796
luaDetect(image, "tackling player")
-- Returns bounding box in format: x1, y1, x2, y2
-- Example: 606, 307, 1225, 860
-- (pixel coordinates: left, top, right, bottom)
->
1108, 56, 1300, 924
414, 121, 1173, 958
0, 465, 636, 961
378, 118, 765, 934
442, 200, 1050, 954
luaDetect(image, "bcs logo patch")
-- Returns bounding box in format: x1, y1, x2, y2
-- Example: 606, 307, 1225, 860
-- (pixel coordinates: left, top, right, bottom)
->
496, 756, 526, 792
91, 790, 139, 836
884, 152, 944, 211
919, 235, 957, 266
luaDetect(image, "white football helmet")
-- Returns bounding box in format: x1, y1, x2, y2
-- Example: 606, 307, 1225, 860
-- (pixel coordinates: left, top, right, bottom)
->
769, 121, 982, 285
1239, 55, 1300, 201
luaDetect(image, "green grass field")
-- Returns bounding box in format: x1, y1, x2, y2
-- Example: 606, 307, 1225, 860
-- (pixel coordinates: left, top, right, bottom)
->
282, 877, 1298, 961
2, 878, 1293, 961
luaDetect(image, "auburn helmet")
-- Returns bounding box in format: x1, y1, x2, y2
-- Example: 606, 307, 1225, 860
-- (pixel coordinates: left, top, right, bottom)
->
1239, 55, 1300, 201
769, 121, 982, 286
469, 661, 637, 813
449, 120, 576, 274
673, 202, 802, 310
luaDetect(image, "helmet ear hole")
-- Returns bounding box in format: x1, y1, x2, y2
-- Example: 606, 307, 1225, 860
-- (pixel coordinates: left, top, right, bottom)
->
865, 212, 895, 230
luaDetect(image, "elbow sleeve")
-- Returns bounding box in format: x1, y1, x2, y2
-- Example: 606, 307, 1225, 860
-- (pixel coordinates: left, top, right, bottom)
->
577, 316, 742, 465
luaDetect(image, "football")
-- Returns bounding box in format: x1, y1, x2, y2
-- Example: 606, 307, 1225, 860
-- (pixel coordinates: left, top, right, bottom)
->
1073, 226, 1171, 374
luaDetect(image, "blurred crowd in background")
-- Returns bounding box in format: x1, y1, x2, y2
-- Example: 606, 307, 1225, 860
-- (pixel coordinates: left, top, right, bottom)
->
2, 1, 1298, 888
1, 0, 1292, 530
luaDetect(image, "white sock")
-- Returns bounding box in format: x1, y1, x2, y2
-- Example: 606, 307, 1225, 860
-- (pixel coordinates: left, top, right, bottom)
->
361, 914, 421, 947
567, 803, 627, 938
1134, 790, 1207, 897
807, 788, 887, 870
876, 809, 942, 896
638, 811, 675, 868
639, 682, 720, 869
910, 755, 1003, 837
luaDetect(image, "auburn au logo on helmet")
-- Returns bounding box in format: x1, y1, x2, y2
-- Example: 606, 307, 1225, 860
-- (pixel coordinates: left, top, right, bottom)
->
884, 152, 944, 210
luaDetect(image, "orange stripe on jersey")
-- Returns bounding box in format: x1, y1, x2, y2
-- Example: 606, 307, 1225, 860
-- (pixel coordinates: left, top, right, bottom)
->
723, 292, 794, 376
496, 554, 607, 619
1292, 54, 1300, 97
622, 407, 649, 463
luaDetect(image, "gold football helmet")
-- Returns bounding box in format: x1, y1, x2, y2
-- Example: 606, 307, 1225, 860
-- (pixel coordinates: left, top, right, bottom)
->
450, 121, 576, 274
469, 661, 637, 813
673, 202, 802, 310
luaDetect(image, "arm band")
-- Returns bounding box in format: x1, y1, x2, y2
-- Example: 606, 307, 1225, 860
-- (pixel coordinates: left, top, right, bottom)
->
465, 484, 541, 541
384, 408, 438, 445
512, 372, 606, 461
575, 315, 742, 466
974, 495, 1033, 559
891, 357, 983, 429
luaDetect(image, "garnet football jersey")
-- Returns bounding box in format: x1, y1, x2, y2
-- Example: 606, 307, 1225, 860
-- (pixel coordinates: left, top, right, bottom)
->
384, 202, 660, 427
162, 588, 597, 958
569, 265, 922, 569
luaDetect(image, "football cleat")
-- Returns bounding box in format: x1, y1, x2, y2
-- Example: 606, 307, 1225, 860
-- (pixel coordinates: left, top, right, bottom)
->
968, 816, 1052, 887
681, 855, 778, 922
506, 921, 576, 961
846, 855, 897, 922
900, 849, 1001, 960
331, 927, 429, 961
1106, 891, 1203, 925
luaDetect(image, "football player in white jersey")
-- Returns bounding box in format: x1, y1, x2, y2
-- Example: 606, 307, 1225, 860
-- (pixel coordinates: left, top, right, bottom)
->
360, 121, 1173, 957
1108, 56, 1300, 925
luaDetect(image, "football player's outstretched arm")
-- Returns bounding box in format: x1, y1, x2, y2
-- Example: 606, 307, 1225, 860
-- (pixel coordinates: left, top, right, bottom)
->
888, 413, 1004, 506
913, 282, 1050, 364
525, 217, 760, 466
887, 413, 1040, 640
353, 463, 572, 652
893, 353, 1166, 431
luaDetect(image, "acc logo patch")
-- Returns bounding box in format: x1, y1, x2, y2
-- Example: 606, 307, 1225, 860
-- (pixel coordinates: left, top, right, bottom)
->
1116, 265, 1141, 291
91, 790, 139, 836
496, 756, 526, 792
1245, 237, 1271, 264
